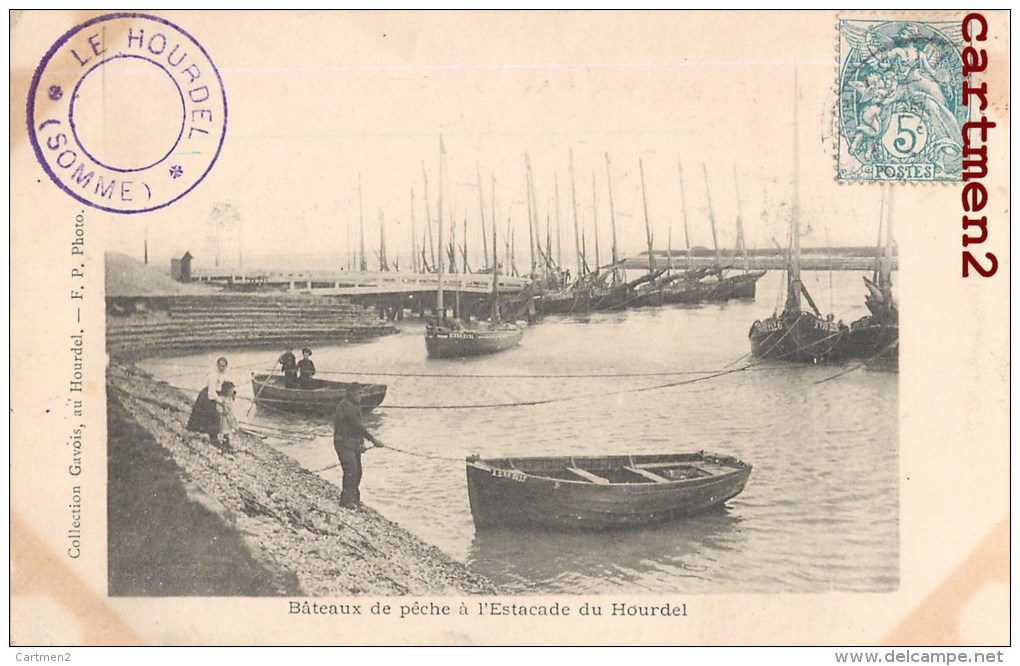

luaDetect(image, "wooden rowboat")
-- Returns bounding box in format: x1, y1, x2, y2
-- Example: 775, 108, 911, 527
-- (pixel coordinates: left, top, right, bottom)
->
251, 374, 387, 416
466, 451, 751, 530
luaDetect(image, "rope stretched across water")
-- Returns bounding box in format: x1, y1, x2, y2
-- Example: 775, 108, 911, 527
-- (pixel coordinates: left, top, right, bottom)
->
312, 443, 462, 472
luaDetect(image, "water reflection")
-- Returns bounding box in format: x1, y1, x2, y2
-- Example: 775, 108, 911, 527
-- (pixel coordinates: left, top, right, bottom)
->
468, 507, 746, 594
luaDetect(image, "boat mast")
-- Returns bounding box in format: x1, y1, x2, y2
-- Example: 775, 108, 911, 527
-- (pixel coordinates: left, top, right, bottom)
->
554, 174, 562, 276
884, 187, 894, 290
524, 153, 537, 278
345, 203, 352, 271
606, 153, 620, 283
592, 172, 600, 274
639, 158, 656, 274
703, 165, 721, 273
678, 159, 693, 270
477, 162, 489, 270
378, 208, 388, 271
410, 187, 418, 273
667, 217, 673, 271
733, 165, 749, 273
436, 139, 445, 313
787, 70, 802, 315
358, 173, 368, 272
491, 174, 498, 273
421, 162, 436, 270
491, 203, 500, 323
570, 149, 583, 277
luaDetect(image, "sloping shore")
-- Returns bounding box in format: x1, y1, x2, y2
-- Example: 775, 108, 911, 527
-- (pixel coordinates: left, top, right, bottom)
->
107, 362, 498, 596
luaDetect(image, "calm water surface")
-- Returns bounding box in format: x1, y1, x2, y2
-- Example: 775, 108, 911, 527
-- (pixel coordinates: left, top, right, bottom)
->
142, 271, 898, 594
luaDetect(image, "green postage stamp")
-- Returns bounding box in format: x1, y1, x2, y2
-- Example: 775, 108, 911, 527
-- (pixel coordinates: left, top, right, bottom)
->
837, 19, 970, 183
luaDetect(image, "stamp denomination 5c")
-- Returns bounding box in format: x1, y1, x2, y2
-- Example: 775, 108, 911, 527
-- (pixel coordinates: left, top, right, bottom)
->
837, 19, 968, 183
27, 13, 227, 214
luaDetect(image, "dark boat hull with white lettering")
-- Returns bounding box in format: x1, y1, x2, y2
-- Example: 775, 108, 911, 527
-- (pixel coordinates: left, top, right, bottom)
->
425, 320, 523, 358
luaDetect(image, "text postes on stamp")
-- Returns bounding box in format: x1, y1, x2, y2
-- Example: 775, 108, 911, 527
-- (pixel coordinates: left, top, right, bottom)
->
27, 13, 227, 214
837, 19, 967, 183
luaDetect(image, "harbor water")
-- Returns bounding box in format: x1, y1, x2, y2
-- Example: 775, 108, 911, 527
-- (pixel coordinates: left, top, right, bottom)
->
141, 270, 898, 594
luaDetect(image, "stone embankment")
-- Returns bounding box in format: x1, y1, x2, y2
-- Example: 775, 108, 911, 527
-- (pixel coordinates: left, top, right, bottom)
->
108, 363, 498, 596
106, 294, 396, 358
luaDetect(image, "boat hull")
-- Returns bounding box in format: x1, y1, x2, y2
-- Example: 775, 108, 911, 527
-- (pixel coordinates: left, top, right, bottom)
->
749, 312, 847, 363
425, 322, 523, 358
844, 319, 898, 361
466, 452, 751, 530
251, 374, 387, 416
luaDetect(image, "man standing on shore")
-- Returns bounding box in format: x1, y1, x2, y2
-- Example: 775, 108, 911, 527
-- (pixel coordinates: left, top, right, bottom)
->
332, 383, 384, 508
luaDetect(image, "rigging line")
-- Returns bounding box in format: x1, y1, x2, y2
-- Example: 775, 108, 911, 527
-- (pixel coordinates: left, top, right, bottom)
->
813, 339, 898, 384
311, 368, 751, 379
312, 445, 461, 473
136, 349, 765, 411
383, 358, 765, 409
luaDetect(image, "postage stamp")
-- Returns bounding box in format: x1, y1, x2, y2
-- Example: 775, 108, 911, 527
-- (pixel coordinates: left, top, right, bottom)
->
837, 19, 968, 183
27, 13, 227, 214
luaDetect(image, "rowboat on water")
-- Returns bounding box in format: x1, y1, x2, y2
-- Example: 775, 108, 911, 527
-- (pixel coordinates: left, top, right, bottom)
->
465, 451, 751, 530
250, 373, 387, 416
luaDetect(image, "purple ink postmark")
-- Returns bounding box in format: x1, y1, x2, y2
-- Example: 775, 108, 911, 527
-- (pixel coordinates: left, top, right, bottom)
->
27, 13, 227, 214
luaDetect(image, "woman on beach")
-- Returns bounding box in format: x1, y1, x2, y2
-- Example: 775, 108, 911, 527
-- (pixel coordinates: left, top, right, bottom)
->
186, 356, 230, 445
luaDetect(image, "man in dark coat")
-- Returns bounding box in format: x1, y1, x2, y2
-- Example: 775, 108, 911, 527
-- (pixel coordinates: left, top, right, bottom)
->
332, 383, 384, 508
279, 347, 297, 388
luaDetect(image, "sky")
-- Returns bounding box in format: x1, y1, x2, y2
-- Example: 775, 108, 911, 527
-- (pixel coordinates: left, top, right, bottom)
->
15, 11, 930, 272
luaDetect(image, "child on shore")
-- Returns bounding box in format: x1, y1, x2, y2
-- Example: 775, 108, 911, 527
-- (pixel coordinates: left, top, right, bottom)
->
216, 381, 239, 450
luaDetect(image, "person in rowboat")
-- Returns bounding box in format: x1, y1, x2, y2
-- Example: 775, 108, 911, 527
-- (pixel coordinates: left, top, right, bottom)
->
279, 346, 297, 388
332, 383, 385, 509
296, 347, 316, 388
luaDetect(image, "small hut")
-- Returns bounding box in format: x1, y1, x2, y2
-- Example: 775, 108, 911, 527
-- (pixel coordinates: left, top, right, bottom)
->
171, 251, 193, 282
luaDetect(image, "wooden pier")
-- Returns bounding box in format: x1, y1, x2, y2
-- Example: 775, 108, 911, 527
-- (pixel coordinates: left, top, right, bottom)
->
191, 268, 532, 296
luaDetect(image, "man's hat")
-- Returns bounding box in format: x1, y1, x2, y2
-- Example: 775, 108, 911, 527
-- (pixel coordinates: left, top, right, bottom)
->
302, 347, 312, 355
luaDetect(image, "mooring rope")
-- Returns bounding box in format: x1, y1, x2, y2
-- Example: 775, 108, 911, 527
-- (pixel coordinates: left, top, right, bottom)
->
312, 368, 744, 379
813, 338, 898, 384
311, 443, 462, 473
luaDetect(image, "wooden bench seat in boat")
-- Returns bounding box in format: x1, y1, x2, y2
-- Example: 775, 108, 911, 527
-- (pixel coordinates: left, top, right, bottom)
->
567, 467, 611, 484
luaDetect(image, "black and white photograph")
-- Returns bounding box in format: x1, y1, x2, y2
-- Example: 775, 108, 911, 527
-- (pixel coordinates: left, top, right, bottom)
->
10, 10, 1009, 649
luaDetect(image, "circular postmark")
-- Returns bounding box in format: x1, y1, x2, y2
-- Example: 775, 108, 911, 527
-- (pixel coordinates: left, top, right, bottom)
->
27, 13, 227, 214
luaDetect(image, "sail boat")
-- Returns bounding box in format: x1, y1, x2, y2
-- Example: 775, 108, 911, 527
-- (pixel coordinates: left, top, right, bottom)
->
846, 189, 899, 369
749, 74, 847, 364
710, 166, 766, 300
425, 146, 523, 358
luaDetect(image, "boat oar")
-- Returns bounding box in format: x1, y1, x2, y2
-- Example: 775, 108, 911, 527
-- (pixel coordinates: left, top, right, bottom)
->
247, 359, 280, 415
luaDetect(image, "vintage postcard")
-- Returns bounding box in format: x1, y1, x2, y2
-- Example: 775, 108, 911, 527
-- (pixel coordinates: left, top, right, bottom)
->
9, 10, 1010, 648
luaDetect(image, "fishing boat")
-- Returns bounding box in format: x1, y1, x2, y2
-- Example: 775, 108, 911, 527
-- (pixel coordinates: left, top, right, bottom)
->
250, 374, 387, 416
425, 141, 523, 358
425, 317, 524, 358
465, 451, 752, 530
845, 191, 899, 366
749, 73, 848, 364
